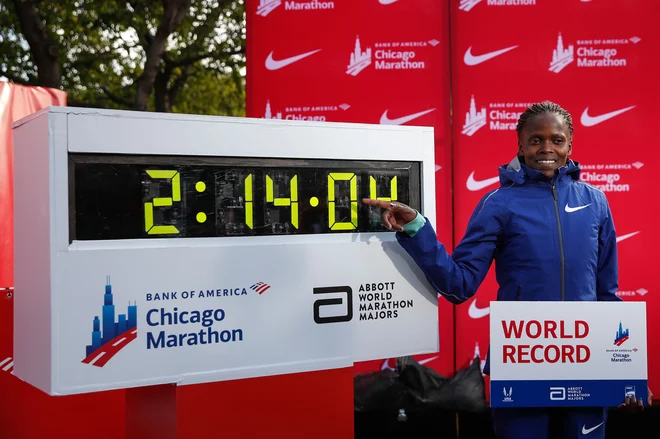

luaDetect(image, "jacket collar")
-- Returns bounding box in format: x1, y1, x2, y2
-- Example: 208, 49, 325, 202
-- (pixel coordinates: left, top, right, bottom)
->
499, 156, 581, 186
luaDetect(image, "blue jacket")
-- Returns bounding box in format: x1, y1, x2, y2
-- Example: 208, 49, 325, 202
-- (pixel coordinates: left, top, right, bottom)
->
397, 157, 621, 370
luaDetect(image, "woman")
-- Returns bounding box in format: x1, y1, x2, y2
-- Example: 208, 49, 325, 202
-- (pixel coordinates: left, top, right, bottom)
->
362, 101, 650, 439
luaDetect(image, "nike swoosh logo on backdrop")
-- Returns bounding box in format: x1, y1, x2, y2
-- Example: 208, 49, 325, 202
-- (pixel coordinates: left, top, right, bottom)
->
265, 49, 321, 70
379, 0, 398, 4
565, 203, 591, 213
466, 172, 499, 191
580, 105, 636, 127
380, 108, 436, 125
616, 231, 640, 243
468, 298, 490, 319
463, 45, 519, 66
582, 422, 603, 435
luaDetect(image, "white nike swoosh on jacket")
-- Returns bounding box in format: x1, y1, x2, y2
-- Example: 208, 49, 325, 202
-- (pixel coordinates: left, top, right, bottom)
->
565, 203, 591, 213
582, 422, 603, 435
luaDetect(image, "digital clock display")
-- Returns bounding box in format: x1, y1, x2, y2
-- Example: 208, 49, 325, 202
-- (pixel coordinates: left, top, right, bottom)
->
69, 154, 421, 241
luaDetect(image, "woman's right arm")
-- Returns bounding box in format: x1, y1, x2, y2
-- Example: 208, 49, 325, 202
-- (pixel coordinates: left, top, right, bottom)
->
395, 191, 505, 305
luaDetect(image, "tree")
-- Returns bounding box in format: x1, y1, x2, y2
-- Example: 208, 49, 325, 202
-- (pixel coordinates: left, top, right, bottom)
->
0, 0, 245, 116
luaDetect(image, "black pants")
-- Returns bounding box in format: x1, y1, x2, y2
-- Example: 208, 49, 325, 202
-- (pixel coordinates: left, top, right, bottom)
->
491, 406, 608, 439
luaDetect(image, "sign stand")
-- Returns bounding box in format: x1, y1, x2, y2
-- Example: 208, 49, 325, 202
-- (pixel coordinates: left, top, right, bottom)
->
126, 384, 177, 439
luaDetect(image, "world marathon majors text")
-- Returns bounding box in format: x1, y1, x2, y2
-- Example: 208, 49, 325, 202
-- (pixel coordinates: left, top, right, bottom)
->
357, 282, 414, 321
144, 288, 247, 349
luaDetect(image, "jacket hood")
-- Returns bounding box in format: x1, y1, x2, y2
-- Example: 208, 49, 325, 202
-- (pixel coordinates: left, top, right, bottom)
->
498, 156, 581, 186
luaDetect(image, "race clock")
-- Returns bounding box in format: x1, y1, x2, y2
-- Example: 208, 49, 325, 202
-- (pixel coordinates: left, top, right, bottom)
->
13, 107, 439, 395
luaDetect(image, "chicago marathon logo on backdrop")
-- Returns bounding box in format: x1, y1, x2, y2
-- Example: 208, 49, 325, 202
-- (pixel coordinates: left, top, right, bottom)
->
256, 0, 335, 17
549, 32, 641, 74
462, 95, 533, 136
82, 276, 138, 368
579, 160, 643, 193
459, 0, 536, 12
263, 99, 350, 121
346, 35, 440, 77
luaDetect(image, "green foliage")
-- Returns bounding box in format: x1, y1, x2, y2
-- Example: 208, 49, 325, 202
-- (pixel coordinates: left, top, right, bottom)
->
0, 0, 245, 116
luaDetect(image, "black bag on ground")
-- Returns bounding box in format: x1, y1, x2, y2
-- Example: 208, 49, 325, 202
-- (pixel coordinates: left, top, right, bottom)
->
354, 356, 487, 413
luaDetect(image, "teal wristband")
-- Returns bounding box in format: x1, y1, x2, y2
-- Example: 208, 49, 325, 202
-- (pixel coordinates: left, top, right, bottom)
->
402, 211, 426, 237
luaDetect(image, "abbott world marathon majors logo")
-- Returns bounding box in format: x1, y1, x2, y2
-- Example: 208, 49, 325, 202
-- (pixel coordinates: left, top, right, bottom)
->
459, 0, 536, 12
462, 95, 533, 136
313, 281, 414, 324
346, 35, 440, 77
549, 33, 641, 74
82, 277, 266, 367
263, 99, 350, 121
579, 161, 644, 193
256, 0, 334, 17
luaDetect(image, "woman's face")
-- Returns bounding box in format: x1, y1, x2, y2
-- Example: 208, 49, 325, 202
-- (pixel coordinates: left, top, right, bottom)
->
518, 112, 572, 179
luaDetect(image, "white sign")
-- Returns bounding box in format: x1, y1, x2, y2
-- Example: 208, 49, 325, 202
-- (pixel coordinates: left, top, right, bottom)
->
12, 107, 439, 396
490, 301, 648, 407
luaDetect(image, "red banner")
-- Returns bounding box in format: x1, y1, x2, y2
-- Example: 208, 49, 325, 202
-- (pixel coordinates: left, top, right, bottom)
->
450, 0, 660, 399
246, 0, 455, 377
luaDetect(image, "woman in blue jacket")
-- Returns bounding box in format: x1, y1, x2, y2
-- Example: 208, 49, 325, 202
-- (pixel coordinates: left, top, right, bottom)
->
362, 101, 647, 439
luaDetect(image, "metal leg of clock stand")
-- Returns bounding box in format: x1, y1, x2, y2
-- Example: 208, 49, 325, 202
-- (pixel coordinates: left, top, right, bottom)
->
126, 384, 178, 439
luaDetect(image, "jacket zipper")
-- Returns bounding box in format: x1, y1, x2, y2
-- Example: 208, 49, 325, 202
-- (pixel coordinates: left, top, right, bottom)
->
551, 182, 566, 301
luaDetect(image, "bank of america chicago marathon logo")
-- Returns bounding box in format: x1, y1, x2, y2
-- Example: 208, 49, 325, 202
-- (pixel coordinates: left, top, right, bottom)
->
82, 277, 138, 368
82, 278, 270, 367
578, 161, 643, 194
263, 99, 350, 122
459, 0, 536, 12
462, 95, 533, 136
549, 32, 641, 74
346, 36, 440, 77
256, 0, 334, 17
607, 321, 638, 363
